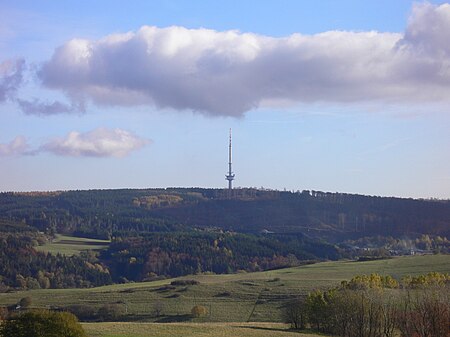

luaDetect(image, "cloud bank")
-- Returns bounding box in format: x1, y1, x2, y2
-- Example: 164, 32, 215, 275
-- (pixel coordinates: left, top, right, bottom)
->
38, 3, 450, 117
1, 128, 148, 158
41, 128, 149, 157
0, 59, 25, 102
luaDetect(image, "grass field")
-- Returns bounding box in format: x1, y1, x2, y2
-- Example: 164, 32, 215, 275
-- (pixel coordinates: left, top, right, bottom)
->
1, 254, 448, 324
82, 322, 322, 337
35, 234, 110, 256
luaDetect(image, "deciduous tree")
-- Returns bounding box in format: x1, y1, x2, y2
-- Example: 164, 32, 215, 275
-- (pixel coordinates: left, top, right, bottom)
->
0, 310, 86, 337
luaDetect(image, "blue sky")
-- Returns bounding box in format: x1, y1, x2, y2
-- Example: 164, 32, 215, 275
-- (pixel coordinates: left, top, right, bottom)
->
1, 1, 450, 198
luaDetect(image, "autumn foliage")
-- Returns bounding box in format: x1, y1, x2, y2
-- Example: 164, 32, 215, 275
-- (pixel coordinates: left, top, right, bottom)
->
0, 310, 87, 337
191, 305, 208, 318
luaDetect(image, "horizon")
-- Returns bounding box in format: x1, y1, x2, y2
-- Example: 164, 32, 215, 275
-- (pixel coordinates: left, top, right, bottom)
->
2, 185, 449, 201
1, 1, 450, 199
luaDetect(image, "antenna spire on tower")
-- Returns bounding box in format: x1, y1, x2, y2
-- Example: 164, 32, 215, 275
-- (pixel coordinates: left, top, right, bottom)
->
225, 128, 235, 190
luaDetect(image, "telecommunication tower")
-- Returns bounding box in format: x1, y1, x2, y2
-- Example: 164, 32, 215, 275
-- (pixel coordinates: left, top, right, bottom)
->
225, 129, 235, 190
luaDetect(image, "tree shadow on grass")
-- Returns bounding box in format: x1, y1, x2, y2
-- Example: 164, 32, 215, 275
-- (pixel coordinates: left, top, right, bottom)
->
119, 314, 154, 322
237, 326, 327, 335
232, 325, 289, 333
155, 314, 192, 323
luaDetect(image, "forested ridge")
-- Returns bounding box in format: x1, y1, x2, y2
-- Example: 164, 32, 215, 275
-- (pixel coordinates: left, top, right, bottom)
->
1, 188, 449, 240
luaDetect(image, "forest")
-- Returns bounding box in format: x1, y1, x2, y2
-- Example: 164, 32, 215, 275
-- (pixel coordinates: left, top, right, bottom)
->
0, 188, 449, 290
1, 188, 449, 240
0, 220, 111, 290
103, 232, 340, 281
0, 217, 340, 288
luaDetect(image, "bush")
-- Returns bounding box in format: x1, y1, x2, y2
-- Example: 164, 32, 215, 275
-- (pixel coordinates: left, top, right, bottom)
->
98, 304, 126, 321
0, 310, 86, 337
64, 304, 97, 321
191, 305, 208, 318
170, 280, 200, 286
18, 297, 32, 309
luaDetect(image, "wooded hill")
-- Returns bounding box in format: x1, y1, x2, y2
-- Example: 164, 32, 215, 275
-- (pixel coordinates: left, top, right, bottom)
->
1, 188, 449, 241
1, 188, 449, 287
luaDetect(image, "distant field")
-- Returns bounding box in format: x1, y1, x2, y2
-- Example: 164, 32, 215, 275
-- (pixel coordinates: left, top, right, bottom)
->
35, 234, 110, 256
82, 322, 322, 337
1, 254, 448, 323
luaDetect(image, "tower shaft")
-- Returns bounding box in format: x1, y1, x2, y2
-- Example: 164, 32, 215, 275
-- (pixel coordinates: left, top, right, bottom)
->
225, 129, 235, 189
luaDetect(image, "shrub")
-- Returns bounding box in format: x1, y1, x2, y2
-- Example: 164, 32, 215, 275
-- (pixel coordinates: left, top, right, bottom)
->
98, 304, 126, 321
18, 297, 32, 309
64, 304, 97, 321
170, 280, 200, 286
191, 305, 208, 318
0, 310, 86, 337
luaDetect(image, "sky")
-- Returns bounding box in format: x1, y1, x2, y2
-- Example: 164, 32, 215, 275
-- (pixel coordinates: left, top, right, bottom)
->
1, 0, 450, 199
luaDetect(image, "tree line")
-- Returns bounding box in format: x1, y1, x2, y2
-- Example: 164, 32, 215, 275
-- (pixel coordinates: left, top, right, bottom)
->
285, 272, 450, 337
103, 232, 340, 281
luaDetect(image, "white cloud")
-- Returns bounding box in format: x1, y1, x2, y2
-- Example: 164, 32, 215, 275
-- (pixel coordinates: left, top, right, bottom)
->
0, 136, 29, 156
39, 3, 450, 116
402, 2, 450, 57
41, 128, 149, 157
0, 58, 24, 102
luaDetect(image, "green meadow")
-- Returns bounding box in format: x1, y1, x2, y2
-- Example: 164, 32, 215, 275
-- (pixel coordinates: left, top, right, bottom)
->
1, 254, 448, 324
35, 234, 110, 256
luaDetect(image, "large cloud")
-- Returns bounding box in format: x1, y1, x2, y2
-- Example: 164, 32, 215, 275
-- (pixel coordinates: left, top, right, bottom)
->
41, 128, 149, 157
39, 3, 450, 116
0, 136, 30, 156
0, 59, 25, 102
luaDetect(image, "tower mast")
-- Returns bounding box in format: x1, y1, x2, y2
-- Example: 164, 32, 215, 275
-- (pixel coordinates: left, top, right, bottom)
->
225, 129, 235, 190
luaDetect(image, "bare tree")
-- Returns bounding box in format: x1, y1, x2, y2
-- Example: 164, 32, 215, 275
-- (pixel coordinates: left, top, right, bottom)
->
153, 300, 164, 317
284, 297, 306, 329
397, 287, 450, 337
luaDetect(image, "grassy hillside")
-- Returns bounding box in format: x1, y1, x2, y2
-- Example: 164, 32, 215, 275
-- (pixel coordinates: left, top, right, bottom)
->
1, 254, 448, 323
36, 234, 110, 256
82, 322, 321, 337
